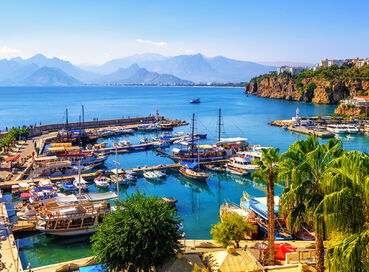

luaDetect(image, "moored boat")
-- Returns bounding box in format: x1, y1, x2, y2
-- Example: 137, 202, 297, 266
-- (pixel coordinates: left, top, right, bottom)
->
190, 98, 200, 103
94, 175, 110, 189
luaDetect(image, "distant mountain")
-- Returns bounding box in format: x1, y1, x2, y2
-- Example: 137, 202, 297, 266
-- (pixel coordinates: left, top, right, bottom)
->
83, 53, 276, 83
11, 54, 100, 82
97, 64, 191, 85
20, 67, 82, 86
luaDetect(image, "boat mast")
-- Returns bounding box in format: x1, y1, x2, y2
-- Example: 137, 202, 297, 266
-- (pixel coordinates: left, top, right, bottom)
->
78, 159, 81, 204
197, 138, 200, 171
191, 113, 195, 155
115, 146, 119, 201
82, 105, 85, 130
217, 108, 223, 142
65, 108, 69, 130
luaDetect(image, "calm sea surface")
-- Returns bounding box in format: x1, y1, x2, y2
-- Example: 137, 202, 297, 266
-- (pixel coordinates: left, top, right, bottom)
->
1, 86, 368, 268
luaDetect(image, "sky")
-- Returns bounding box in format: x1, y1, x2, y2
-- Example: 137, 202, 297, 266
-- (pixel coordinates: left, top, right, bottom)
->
0, 0, 368, 65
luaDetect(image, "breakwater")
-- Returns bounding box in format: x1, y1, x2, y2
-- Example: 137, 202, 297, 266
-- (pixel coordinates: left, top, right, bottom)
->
29, 115, 165, 136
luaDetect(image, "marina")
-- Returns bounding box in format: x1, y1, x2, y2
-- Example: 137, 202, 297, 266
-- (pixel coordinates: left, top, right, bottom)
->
0, 86, 367, 270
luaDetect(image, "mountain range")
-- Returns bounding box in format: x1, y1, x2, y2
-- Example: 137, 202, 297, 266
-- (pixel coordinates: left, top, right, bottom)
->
0, 53, 276, 86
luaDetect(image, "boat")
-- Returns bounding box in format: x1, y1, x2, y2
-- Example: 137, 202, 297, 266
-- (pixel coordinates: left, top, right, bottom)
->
226, 164, 248, 176
125, 171, 137, 182
154, 140, 170, 148
179, 162, 209, 181
57, 152, 108, 166
110, 174, 126, 184
143, 171, 159, 180
139, 137, 149, 144
153, 170, 167, 178
190, 98, 200, 103
240, 193, 293, 240
73, 177, 89, 191
205, 164, 225, 172
327, 124, 349, 134
94, 175, 110, 189
35, 200, 112, 236
61, 181, 76, 191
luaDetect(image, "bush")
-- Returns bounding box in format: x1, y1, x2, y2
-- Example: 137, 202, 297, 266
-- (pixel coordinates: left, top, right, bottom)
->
91, 189, 182, 272
210, 211, 256, 248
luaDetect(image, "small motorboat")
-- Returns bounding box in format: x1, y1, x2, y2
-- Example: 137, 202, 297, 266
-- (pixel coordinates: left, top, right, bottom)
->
205, 164, 225, 172
125, 171, 137, 182
190, 98, 200, 104
153, 170, 167, 178
61, 181, 76, 191
226, 165, 248, 176
110, 174, 126, 184
154, 140, 170, 148
119, 140, 131, 146
140, 137, 149, 144
143, 171, 159, 180
94, 175, 110, 189
73, 177, 89, 191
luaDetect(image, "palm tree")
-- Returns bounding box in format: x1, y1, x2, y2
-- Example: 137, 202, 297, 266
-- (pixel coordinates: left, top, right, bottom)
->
321, 151, 369, 271
279, 136, 344, 272
252, 147, 280, 265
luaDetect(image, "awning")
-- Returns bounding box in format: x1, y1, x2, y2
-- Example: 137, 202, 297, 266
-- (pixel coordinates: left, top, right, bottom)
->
198, 144, 213, 150
34, 156, 58, 162
34, 186, 54, 192
21, 193, 32, 198
18, 182, 30, 188
220, 137, 248, 143
86, 192, 118, 202
180, 162, 198, 169
2, 154, 21, 163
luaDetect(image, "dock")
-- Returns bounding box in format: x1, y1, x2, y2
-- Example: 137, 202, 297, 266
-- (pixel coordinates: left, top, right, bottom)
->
0, 159, 229, 189
0, 190, 24, 271
286, 126, 335, 138
11, 220, 36, 233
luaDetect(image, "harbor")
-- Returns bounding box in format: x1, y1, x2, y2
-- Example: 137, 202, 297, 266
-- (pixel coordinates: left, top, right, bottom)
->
0, 87, 367, 271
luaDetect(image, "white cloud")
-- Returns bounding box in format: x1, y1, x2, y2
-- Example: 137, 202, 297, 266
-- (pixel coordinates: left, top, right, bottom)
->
0, 46, 21, 57
136, 39, 168, 47
56, 55, 72, 61
185, 49, 195, 54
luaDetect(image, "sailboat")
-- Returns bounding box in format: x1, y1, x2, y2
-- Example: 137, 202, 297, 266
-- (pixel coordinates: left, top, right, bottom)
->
179, 119, 210, 182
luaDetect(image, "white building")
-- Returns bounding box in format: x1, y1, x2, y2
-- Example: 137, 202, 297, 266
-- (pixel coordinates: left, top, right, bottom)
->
317, 59, 344, 68
277, 66, 307, 75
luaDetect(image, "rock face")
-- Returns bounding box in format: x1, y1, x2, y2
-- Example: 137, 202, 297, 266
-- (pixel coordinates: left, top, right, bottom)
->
334, 105, 363, 116
245, 77, 369, 104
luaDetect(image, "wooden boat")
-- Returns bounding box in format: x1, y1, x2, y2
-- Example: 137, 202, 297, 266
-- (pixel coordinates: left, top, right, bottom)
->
35, 200, 111, 236
179, 167, 209, 181
226, 164, 248, 176
205, 164, 225, 172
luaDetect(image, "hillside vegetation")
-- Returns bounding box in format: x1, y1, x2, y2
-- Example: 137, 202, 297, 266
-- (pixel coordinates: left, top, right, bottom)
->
245, 64, 369, 104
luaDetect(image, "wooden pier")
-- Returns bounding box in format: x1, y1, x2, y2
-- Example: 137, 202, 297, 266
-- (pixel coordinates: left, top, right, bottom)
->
11, 220, 36, 233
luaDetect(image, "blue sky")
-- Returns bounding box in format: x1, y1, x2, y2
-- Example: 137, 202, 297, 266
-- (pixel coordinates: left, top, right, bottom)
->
0, 0, 368, 64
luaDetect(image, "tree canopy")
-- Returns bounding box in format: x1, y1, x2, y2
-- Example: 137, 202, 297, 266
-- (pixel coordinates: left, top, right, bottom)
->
210, 211, 256, 248
91, 189, 182, 272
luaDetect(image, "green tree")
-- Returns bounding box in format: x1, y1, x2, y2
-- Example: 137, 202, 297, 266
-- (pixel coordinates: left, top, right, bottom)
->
321, 151, 369, 271
91, 189, 182, 272
252, 147, 280, 264
279, 136, 344, 272
210, 211, 256, 248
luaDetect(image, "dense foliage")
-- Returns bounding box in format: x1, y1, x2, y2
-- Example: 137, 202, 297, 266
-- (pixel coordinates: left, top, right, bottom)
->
250, 63, 369, 87
278, 136, 369, 272
91, 190, 182, 272
0, 127, 30, 152
210, 211, 256, 248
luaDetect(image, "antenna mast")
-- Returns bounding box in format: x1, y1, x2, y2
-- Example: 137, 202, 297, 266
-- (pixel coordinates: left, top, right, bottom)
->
82, 105, 85, 130
216, 108, 223, 142
191, 113, 195, 153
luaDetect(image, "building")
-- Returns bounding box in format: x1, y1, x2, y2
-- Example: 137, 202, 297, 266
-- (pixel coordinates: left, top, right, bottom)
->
352, 58, 369, 68
277, 66, 307, 75
317, 59, 344, 68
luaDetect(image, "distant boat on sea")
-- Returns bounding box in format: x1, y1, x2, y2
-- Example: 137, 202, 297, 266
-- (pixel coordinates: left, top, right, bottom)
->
190, 98, 200, 103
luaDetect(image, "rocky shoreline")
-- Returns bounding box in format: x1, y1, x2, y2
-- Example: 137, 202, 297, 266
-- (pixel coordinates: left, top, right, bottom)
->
244, 77, 369, 104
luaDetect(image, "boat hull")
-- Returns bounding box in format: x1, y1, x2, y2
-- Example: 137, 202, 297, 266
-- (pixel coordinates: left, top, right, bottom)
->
179, 168, 209, 181
38, 226, 98, 236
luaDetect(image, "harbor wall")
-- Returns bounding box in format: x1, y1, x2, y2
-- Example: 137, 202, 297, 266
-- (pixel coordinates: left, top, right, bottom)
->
29, 116, 163, 136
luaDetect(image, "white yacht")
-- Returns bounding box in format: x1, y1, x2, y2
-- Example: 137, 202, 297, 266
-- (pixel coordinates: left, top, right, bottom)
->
73, 177, 89, 191
94, 175, 110, 189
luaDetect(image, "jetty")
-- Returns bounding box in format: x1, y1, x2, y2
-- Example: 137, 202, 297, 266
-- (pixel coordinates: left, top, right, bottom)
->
286, 126, 335, 138
0, 190, 24, 272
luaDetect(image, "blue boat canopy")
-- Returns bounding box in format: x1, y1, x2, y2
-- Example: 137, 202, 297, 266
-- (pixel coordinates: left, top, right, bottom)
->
180, 161, 198, 169
34, 186, 54, 192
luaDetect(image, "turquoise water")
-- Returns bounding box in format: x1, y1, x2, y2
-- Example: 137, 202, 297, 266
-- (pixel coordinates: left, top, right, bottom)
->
1, 86, 367, 268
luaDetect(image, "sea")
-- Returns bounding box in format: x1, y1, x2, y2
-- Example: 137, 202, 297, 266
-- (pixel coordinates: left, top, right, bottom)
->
1, 86, 368, 268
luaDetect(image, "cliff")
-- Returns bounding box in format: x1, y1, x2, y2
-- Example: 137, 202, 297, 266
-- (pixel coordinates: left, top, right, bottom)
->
244, 64, 369, 104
